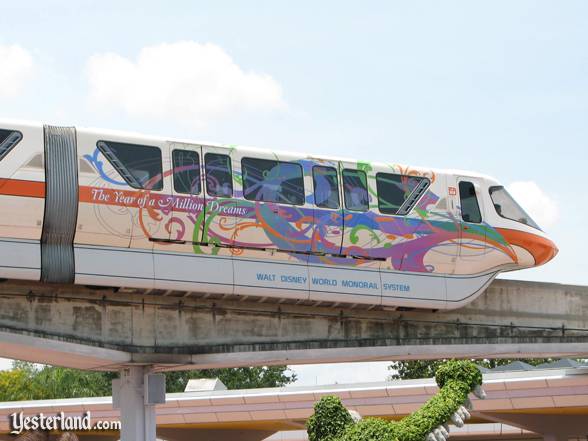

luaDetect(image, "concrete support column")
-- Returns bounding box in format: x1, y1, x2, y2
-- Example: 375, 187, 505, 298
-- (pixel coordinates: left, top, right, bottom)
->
113, 366, 163, 441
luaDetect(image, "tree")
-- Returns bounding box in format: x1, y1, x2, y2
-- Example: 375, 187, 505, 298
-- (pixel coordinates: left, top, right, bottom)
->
1, 362, 113, 400
33, 366, 113, 399
388, 358, 552, 380
164, 366, 296, 392
0, 362, 296, 401
0, 369, 40, 401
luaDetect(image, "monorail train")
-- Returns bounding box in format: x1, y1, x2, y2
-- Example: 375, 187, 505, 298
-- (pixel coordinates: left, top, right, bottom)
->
0, 120, 557, 309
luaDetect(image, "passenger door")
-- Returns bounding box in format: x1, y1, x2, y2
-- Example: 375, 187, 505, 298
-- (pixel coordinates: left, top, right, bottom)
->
456, 178, 487, 274
420, 173, 457, 275
157, 143, 237, 250
319, 160, 381, 304
153, 142, 235, 294
310, 161, 343, 255
165, 143, 204, 246
339, 161, 372, 258
201, 146, 236, 249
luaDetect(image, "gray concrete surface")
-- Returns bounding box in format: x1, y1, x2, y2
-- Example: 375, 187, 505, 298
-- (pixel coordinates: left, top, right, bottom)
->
0, 278, 587, 370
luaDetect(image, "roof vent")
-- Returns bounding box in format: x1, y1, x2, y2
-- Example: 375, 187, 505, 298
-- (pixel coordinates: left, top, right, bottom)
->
184, 378, 227, 392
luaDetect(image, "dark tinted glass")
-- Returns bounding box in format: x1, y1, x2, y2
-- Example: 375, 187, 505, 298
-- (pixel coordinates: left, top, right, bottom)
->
489, 186, 540, 230
376, 173, 425, 215
205, 153, 233, 197
459, 181, 482, 223
0, 129, 23, 161
313, 166, 339, 209
242, 158, 304, 205
342, 169, 369, 211
172, 150, 201, 194
0, 129, 11, 143
97, 141, 163, 190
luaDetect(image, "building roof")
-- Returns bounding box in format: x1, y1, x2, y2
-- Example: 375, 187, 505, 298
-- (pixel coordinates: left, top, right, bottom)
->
0, 364, 587, 439
535, 358, 587, 369
184, 378, 227, 392
490, 361, 536, 372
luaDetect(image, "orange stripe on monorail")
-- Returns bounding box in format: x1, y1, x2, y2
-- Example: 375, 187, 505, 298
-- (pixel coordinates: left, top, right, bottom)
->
0, 178, 45, 198
496, 228, 558, 266
0, 179, 146, 205
78, 185, 99, 204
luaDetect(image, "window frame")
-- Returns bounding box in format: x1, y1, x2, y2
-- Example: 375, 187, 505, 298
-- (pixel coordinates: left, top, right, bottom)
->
312, 165, 340, 209
458, 180, 482, 224
241, 156, 305, 206
488, 185, 541, 230
0, 130, 23, 162
172, 148, 202, 195
97, 140, 164, 191
375, 172, 430, 216
342, 168, 369, 212
205, 152, 233, 198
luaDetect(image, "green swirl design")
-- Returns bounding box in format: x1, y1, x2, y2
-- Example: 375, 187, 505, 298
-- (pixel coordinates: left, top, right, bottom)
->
349, 224, 381, 246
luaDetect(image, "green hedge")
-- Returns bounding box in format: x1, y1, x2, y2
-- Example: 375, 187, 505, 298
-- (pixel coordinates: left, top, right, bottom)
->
307, 360, 483, 441
307, 396, 354, 441
340, 417, 400, 441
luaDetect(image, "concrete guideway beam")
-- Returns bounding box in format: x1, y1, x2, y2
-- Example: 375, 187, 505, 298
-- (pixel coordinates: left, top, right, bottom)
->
0, 279, 586, 369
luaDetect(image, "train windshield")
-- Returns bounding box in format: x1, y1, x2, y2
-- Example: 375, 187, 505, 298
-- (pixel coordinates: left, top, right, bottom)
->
489, 186, 541, 230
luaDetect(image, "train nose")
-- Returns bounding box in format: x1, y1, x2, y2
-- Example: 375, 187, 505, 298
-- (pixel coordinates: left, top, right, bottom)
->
497, 228, 558, 267
526, 234, 558, 266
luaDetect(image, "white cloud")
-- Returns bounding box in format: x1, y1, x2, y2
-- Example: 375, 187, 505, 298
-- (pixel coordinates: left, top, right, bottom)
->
507, 181, 559, 229
86, 41, 285, 126
0, 45, 34, 97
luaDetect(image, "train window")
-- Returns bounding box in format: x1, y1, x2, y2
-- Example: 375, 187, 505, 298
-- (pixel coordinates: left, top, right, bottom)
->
0, 129, 23, 162
313, 166, 339, 209
97, 141, 163, 191
459, 181, 482, 223
343, 169, 369, 211
376, 173, 429, 215
172, 150, 201, 195
489, 186, 541, 230
205, 153, 233, 197
242, 157, 304, 205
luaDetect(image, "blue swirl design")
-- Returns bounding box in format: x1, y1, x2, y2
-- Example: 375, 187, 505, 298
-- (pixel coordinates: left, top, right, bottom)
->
84, 148, 127, 186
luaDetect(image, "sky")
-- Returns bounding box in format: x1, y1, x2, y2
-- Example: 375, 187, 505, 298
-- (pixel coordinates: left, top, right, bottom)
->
0, 1, 587, 384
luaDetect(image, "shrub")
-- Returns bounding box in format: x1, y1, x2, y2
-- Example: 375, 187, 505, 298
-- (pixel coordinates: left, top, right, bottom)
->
307, 360, 483, 441
435, 360, 482, 390
340, 418, 400, 441
307, 396, 354, 441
